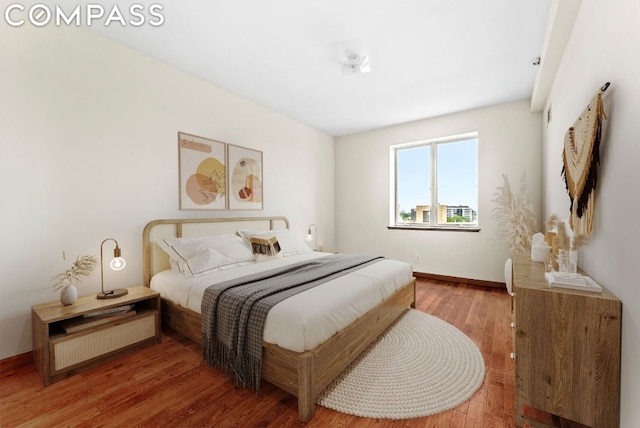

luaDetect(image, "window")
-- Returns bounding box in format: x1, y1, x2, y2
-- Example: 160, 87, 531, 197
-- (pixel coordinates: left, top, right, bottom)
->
390, 132, 478, 229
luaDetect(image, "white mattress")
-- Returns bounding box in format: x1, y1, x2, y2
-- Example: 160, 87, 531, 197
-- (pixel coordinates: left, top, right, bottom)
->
150, 252, 413, 352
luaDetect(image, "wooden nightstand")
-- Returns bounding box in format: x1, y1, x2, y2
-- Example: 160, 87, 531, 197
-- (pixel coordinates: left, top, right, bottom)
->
31, 286, 161, 386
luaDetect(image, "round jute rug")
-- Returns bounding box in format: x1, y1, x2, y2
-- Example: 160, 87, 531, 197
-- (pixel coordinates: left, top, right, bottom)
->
316, 309, 485, 419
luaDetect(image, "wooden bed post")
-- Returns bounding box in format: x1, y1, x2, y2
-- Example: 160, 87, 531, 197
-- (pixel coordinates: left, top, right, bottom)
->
297, 351, 315, 422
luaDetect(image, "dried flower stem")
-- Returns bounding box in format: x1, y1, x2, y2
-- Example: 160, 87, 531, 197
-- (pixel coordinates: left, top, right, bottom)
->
51, 255, 98, 291
491, 173, 537, 255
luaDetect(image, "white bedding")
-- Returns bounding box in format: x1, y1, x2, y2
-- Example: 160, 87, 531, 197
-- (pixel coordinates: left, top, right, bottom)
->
150, 252, 413, 352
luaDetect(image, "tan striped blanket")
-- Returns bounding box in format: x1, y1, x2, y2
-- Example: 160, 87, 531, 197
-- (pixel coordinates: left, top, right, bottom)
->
201, 254, 384, 392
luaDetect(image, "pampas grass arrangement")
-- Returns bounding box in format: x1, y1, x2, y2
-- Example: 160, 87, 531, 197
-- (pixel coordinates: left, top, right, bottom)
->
51, 254, 98, 291
491, 173, 537, 255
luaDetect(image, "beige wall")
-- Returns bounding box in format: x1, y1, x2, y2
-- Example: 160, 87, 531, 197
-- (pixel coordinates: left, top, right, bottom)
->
541, 0, 640, 425
335, 100, 542, 282
0, 24, 335, 359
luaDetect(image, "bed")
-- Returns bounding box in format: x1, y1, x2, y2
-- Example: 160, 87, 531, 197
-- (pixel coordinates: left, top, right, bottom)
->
142, 216, 416, 422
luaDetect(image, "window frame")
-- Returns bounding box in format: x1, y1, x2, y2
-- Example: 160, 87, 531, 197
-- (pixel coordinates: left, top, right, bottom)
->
389, 132, 480, 231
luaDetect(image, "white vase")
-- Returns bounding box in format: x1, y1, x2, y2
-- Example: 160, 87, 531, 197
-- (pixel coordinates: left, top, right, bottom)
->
60, 284, 78, 306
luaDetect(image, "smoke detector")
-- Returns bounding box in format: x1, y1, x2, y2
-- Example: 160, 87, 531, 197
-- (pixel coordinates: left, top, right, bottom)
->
340, 54, 371, 75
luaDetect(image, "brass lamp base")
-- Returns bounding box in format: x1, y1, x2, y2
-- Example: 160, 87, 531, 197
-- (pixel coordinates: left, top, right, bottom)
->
96, 288, 129, 299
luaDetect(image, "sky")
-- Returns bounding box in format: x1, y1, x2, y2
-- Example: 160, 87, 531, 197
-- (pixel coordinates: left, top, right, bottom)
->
396, 138, 477, 214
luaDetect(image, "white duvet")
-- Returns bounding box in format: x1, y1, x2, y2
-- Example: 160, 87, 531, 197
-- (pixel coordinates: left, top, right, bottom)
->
150, 252, 413, 352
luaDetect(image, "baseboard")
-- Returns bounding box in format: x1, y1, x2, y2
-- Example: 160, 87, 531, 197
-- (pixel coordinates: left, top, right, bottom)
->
0, 351, 33, 374
413, 271, 505, 289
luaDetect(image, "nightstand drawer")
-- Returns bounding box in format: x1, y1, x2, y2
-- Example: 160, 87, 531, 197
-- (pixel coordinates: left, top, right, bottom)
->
52, 313, 156, 371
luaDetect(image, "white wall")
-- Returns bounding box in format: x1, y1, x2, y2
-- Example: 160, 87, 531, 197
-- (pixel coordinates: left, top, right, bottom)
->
0, 24, 335, 359
335, 100, 542, 282
542, 0, 640, 425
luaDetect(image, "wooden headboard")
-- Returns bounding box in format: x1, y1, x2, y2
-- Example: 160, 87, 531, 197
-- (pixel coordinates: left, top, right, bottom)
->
142, 216, 290, 286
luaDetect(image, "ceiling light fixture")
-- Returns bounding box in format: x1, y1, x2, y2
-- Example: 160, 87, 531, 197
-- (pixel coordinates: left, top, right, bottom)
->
340, 54, 371, 75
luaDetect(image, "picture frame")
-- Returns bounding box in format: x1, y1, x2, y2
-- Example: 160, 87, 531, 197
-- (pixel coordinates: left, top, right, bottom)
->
227, 144, 263, 210
178, 132, 227, 210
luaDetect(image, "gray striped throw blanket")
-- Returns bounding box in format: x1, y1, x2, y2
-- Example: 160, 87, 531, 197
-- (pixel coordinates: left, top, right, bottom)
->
201, 254, 384, 392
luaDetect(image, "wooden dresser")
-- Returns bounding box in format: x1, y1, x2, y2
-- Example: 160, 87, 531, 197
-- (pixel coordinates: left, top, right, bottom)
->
511, 256, 621, 428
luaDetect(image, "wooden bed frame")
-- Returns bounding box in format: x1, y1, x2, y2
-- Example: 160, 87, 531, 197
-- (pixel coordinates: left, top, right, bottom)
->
142, 217, 416, 422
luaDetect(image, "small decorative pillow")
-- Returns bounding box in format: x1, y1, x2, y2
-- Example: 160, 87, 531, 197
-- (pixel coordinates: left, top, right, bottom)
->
250, 235, 281, 255
238, 229, 313, 256
249, 235, 284, 263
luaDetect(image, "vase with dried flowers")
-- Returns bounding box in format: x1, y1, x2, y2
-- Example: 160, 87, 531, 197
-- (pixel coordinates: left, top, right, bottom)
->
51, 254, 98, 305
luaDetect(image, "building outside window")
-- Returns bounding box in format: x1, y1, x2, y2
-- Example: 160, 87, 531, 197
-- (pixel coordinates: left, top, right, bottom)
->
390, 132, 478, 229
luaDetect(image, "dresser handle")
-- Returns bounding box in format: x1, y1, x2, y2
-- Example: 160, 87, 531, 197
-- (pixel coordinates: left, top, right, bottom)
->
510, 352, 516, 360
510, 322, 516, 329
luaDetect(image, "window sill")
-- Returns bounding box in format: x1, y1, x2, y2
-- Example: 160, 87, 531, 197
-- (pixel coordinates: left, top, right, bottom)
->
387, 225, 481, 232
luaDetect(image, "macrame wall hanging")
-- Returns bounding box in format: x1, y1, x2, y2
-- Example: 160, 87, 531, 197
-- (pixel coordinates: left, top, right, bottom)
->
561, 82, 609, 245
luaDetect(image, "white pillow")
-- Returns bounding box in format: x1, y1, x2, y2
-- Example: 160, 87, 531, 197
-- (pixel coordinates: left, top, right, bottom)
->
254, 252, 284, 263
157, 234, 254, 277
237, 229, 313, 256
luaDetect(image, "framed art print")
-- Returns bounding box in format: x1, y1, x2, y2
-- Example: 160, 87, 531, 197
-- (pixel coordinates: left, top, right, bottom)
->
227, 144, 263, 210
178, 132, 226, 210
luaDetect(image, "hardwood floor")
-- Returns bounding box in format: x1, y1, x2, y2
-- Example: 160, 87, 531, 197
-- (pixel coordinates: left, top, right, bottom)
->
0, 279, 515, 427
